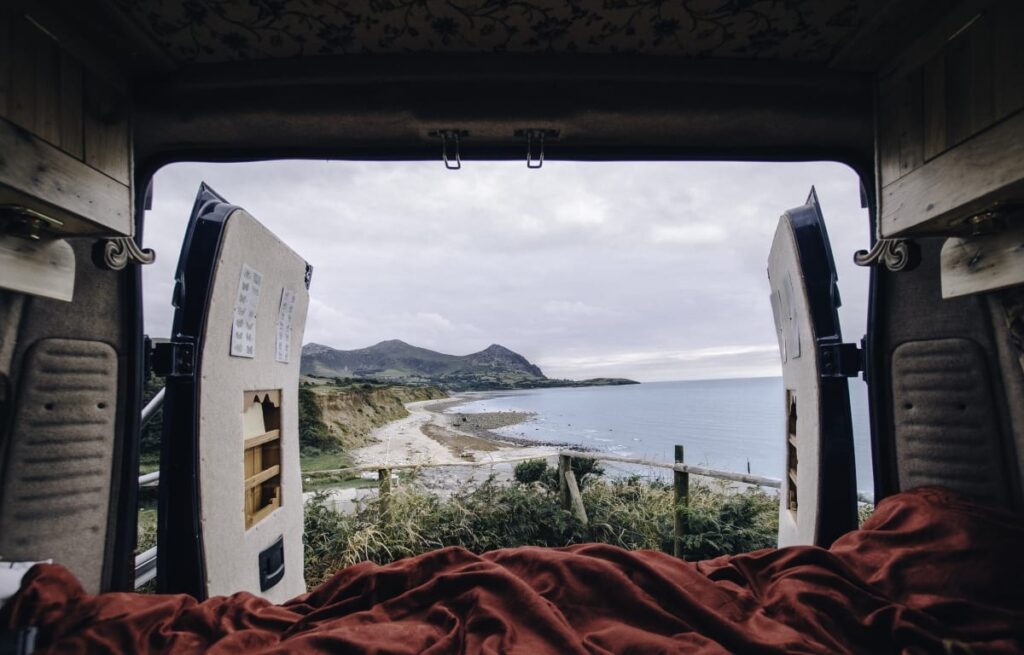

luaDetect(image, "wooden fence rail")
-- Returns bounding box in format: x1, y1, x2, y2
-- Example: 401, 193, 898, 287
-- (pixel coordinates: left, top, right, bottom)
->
553, 447, 781, 559
308, 446, 781, 560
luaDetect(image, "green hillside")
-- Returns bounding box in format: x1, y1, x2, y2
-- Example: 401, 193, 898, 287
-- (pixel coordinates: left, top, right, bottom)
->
301, 340, 638, 391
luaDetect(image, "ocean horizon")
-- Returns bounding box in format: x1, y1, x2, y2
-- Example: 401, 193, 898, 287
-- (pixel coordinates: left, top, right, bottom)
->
451, 376, 874, 497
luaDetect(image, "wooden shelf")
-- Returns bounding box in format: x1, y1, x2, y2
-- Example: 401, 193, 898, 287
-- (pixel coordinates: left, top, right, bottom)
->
245, 465, 280, 490
244, 429, 280, 450
248, 497, 280, 528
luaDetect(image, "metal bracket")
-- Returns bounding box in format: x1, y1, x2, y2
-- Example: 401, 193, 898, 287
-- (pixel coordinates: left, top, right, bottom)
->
853, 238, 917, 272
429, 130, 467, 170
819, 342, 863, 378
101, 236, 156, 270
515, 129, 559, 169
150, 338, 196, 378
1, 205, 64, 239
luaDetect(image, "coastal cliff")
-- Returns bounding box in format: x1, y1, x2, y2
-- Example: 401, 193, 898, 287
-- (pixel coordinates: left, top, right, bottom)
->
299, 381, 447, 452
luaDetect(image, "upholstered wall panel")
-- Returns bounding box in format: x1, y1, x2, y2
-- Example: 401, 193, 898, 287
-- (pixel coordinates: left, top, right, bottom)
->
0, 338, 117, 593
987, 289, 1024, 501
892, 338, 1007, 505
874, 238, 1017, 506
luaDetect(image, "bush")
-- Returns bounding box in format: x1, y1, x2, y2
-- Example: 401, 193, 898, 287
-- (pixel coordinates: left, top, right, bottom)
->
570, 457, 605, 488
298, 386, 335, 453
512, 457, 605, 491
677, 482, 779, 559
303, 473, 779, 585
857, 501, 875, 527
513, 459, 548, 484
583, 476, 676, 553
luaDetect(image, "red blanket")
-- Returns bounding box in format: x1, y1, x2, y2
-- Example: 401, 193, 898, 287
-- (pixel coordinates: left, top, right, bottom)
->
3, 487, 1022, 653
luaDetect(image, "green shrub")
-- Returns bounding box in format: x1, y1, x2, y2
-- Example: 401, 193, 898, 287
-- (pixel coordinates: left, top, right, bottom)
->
513, 459, 548, 484
570, 457, 605, 488
512, 458, 605, 491
677, 482, 779, 559
298, 386, 335, 453
303, 474, 779, 585
583, 476, 676, 553
857, 501, 875, 527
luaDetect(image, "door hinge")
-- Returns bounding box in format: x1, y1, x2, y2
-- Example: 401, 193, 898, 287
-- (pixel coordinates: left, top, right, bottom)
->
150, 337, 196, 378
819, 342, 862, 378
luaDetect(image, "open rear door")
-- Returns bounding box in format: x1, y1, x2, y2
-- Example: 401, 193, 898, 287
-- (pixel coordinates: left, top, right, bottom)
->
156, 184, 310, 601
767, 188, 858, 548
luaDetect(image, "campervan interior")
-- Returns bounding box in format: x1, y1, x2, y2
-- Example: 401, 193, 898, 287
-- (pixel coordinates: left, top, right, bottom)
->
0, 0, 1022, 652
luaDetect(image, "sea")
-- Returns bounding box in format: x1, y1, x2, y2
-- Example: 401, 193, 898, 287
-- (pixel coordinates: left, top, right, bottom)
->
451, 377, 874, 497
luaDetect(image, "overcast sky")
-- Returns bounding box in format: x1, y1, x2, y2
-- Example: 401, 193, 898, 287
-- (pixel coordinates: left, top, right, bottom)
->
142, 160, 870, 382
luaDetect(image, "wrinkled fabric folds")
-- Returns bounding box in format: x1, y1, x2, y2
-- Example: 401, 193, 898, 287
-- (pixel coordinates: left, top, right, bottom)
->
3, 487, 1022, 653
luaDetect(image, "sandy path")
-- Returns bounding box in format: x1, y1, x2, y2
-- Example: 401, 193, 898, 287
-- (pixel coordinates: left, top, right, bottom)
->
350, 396, 557, 468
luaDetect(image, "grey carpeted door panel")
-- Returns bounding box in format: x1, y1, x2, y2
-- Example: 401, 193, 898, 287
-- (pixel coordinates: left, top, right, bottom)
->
0, 237, 130, 592
0, 340, 118, 594
875, 238, 1019, 506
892, 338, 1008, 505
987, 289, 1024, 503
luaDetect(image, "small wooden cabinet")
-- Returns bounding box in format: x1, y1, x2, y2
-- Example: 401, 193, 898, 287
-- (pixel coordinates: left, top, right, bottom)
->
877, 0, 1024, 238
0, 10, 132, 237
243, 390, 283, 529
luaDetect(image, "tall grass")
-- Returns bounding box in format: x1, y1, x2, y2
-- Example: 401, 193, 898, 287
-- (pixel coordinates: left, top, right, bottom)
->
303, 463, 779, 585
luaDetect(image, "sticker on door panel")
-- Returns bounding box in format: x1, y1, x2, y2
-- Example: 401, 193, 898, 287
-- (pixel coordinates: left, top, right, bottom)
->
275, 288, 296, 363
231, 264, 262, 358
780, 273, 800, 360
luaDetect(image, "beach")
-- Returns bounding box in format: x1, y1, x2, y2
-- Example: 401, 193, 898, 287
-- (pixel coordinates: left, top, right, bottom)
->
350, 395, 558, 470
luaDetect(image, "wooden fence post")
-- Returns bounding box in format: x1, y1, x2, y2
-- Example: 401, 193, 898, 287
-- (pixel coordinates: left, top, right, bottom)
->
378, 468, 391, 511
673, 445, 688, 558
558, 454, 571, 511
564, 468, 589, 525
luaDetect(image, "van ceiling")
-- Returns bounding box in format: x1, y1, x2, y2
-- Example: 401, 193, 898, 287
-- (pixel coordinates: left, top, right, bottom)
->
27, 0, 959, 168
118, 1, 883, 65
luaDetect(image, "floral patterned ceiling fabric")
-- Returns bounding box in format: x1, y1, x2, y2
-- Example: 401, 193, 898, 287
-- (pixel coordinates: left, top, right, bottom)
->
114, 0, 871, 64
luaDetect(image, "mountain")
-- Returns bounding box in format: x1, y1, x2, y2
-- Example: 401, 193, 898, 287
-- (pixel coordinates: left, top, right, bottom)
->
300, 340, 638, 391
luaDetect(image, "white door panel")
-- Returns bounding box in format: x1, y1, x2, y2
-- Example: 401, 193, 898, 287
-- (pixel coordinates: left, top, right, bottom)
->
158, 184, 309, 601
767, 188, 858, 548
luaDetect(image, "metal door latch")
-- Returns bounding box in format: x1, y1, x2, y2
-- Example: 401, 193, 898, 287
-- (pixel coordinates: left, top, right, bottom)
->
150, 337, 196, 378
819, 342, 863, 378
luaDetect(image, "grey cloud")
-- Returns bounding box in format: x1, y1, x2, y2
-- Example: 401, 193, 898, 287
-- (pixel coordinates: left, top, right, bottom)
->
142, 160, 869, 382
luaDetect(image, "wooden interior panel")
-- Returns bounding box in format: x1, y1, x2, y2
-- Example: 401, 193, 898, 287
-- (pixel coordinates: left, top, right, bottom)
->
31, 23, 61, 146
0, 8, 131, 236
6, 17, 37, 133
878, 0, 1024, 236
58, 50, 83, 158
992, 1, 1024, 120
83, 70, 129, 185
943, 15, 991, 148
880, 108, 1024, 236
922, 55, 946, 161
897, 68, 924, 177
0, 117, 132, 233
880, 0, 1024, 178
